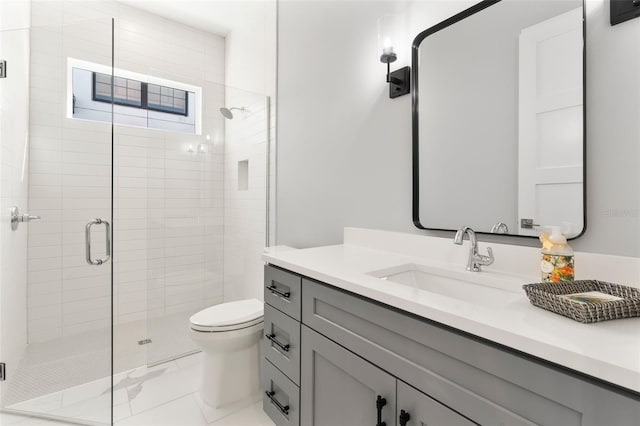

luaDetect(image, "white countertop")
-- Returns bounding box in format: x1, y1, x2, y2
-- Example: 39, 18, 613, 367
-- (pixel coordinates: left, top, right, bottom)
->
263, 228, 640, 394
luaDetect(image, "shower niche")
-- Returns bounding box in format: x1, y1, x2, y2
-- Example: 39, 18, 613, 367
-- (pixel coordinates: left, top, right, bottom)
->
238, 160, 249, 191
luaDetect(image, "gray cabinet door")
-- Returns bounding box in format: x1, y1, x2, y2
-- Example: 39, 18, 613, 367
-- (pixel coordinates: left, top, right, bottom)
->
397, 381, 477, 426
301, 325, 396, 426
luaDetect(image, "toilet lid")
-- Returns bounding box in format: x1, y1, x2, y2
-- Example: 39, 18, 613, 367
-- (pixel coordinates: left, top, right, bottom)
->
190, 299, 264, 332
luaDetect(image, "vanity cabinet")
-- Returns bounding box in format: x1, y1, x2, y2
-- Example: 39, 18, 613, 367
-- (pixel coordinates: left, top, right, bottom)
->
263, 265, 640, 426
301, 325, 474, 426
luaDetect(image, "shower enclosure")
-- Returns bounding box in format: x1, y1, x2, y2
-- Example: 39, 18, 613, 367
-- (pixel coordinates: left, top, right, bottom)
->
0, 3, 271, 425
0, 16, 115, 425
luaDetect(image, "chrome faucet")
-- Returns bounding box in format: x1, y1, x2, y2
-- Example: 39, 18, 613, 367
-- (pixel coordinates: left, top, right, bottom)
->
490, 221, 509, 234
453, 226, 494, 272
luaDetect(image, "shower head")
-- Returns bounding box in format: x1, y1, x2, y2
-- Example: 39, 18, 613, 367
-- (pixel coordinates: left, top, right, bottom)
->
219, 106, 245, 119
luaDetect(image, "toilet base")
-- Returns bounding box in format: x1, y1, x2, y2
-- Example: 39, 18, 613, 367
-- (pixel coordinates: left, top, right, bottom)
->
190, 322, 263, 410
199, 341, 262, 408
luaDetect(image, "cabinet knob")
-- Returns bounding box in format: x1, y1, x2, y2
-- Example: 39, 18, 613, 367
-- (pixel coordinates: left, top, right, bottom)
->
376, 395, 387, 426
399, 409, 411, 426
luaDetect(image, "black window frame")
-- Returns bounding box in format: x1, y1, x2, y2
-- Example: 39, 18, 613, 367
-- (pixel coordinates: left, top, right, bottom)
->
91, 72, 189, 117
146, 83, 189, 116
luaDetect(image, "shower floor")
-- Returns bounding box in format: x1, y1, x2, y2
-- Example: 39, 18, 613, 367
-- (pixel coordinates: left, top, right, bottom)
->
3, 311, 198, 411
2, 352, 274, 426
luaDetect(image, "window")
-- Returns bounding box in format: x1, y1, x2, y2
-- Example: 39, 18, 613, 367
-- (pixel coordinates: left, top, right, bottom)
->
93, 73, 143, 107
147, 84, 188, 115
92, 73, 188, 116
69, 58, 200, 134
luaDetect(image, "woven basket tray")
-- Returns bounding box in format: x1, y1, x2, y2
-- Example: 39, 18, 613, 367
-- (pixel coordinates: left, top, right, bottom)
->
522, 280, 640, 323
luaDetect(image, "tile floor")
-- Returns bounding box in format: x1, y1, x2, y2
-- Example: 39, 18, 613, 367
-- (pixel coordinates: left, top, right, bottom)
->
4, 312, 199, 408
2, 352, 275, 426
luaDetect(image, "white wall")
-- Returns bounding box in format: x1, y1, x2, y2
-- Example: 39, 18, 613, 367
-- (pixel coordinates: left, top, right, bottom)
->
276, 0, 640, 258
0, 0, 30, 404
225, 1, 276, 98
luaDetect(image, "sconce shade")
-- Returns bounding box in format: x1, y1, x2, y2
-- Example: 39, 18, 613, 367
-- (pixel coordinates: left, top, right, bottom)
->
380, 51, 397, 64
377, 14, 410, 99
377, 15, 402, 63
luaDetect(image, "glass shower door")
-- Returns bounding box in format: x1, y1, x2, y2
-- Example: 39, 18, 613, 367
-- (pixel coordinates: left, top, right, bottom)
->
0, 17, 114, 426
140, 79, 271, 367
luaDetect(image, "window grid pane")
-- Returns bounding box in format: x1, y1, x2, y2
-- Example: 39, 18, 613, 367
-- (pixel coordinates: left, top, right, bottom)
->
93, 72, 142, 107
148, 84, 188, 115
93, 73, 187, 115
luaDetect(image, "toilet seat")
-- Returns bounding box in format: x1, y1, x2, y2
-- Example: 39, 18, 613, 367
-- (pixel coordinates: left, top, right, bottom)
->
190, 299, 264, 332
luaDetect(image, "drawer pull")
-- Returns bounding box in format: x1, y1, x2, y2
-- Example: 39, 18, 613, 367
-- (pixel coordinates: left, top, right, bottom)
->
266, 333, 290, 352
399, 409, 411, 426
265, 390, 290, 415
267, 284, 291, 299
376, 395, 387, 426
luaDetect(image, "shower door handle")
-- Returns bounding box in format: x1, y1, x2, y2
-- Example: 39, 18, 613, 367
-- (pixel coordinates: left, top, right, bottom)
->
85, 218, 111, 265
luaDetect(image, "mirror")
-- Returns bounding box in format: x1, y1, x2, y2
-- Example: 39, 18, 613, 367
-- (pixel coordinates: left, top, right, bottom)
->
412, 0, 585, 238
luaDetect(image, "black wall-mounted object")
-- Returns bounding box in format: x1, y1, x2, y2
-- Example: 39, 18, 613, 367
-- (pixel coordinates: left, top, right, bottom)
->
380, 51, 411, 99
410, 0, 587, 240
611, 0, 640, 25
389, 66, 411, 99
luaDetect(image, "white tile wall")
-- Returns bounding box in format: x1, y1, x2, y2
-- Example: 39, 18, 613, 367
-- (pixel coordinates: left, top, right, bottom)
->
223, 90, 269, 302
27, 0, 227, 361
27, 11, 113, 344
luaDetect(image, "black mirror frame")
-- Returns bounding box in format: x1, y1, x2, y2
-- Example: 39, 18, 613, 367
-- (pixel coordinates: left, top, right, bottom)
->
410, 0, 587, 240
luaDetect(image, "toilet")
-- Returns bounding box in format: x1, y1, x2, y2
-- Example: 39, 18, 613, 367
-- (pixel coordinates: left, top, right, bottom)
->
189, 299, 264, 408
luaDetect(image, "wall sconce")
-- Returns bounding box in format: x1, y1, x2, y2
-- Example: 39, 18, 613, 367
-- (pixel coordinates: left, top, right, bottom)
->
377, 15, 410, 99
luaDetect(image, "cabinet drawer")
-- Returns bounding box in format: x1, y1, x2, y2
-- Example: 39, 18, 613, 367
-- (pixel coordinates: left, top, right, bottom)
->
264, 265, 302, 320
264, 304, 301, 385
263, 358, 300, 426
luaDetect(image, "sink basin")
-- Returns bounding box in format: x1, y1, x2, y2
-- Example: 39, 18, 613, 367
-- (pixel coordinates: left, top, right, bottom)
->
367, 263, 521, 306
